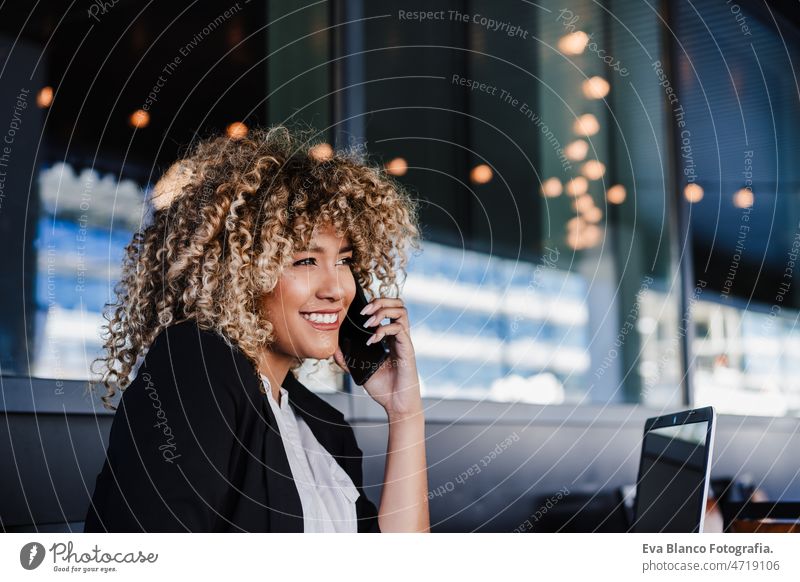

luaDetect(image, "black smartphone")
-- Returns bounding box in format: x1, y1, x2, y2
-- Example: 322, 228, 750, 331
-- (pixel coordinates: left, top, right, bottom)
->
338, 281, 391, 386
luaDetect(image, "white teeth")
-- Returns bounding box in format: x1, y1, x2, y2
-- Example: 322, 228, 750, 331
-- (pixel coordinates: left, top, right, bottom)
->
302, 312, 337, 324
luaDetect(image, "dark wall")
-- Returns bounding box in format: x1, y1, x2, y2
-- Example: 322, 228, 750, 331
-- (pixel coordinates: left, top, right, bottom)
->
2, 377, 799, 532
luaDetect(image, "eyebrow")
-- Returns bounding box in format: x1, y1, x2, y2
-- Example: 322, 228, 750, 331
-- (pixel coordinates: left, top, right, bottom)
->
303, 243, 353, 253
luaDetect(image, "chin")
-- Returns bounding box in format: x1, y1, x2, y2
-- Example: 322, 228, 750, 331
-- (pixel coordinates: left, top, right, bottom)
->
301, 341, 338, 360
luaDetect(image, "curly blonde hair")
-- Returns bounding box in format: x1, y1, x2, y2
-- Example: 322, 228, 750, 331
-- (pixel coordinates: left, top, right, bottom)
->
93, 125, 421, 410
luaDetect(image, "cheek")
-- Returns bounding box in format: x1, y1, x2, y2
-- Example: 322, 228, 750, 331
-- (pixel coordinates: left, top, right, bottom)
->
345, 280, 357, 307
274, 274, 311, 311
261, 284, 293, 326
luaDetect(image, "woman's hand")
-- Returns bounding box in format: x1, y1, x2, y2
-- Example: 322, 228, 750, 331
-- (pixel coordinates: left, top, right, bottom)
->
334, 296, 430, 532
333, 297, 422, 420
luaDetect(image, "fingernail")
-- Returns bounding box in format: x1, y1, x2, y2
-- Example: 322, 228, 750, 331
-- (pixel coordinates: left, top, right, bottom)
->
360, 303, 374, 315
365, 334, 375, 345
363, 316, 375, 327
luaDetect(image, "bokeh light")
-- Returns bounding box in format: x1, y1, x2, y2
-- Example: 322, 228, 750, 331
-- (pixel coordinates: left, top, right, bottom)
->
582, 76, 610, 99
470, 164, 493, 184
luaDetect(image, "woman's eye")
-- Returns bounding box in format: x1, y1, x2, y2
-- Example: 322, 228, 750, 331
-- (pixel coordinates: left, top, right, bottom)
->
293, 256, 353, 267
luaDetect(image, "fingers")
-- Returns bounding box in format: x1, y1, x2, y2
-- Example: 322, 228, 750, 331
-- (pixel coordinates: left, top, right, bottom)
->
362, 306, 407, 328
360, 297, 412, 345
366, 321, 410, 345
361, 297, 408, 324
360, 297, 404, 315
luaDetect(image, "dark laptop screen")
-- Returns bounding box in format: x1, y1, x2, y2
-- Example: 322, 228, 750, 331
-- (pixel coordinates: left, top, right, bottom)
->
633, 421, 710, 533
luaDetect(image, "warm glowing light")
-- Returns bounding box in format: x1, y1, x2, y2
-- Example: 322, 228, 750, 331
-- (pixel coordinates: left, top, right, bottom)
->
733, 187, 753, 208
150, 161, 194, 211
584, 224, 603, 247
129, 109, 150, 129
565, 139, 589, 161
607, 184, 626, 204
566, 176, 589, 197
541, 177, 562, 198
37, 86, 54, 108
684, 183, 704, 203
582, 206, 603, 223
226, 122, 248, 139
567, 216, 586, 231
566, 223, 603, 250
470, 164, 493, 184
573, 113, 600, 136
581, 160, 606, 180
309, 142, 334, 161
558, 31, 590, 55
385, 157, 408, 176
573, 194, 595, 213
582, 76, 610, 99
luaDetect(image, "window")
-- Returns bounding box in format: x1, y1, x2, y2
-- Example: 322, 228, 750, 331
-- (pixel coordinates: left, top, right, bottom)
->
355, 0, 683, 406
3, 0, 798, 416
32, 162, 145, 381
673, 0, 800, 415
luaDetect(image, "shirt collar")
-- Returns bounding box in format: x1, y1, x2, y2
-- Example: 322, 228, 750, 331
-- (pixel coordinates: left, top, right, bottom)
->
260, 374, 289, 409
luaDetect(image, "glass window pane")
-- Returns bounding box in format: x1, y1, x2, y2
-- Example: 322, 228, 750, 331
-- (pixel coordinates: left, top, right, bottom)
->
359, 0, 683, 406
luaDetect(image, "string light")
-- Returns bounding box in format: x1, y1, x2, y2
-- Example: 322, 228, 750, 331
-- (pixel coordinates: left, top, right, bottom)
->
582, 206, 603, 223
226, 122, 248, 139
558, 31, 590, 55
129, 109, 150, 129
607, 184, 626, 204
684, 183, 704, 203
567, 223, 603, 250
573, 113, 600, 136
37, 86, 54, 108
565, 139, 589, 161
566, 176, 589, 197
733, 187, 753, 208
541, 177, 563, 198
470, 164, 493, 184
582, 76, 610, 99
573, 194, 594, 213
309, 143, 334, 161
385, 157, 408, 176
581, 160, 606, 180
567, 216, 586, 232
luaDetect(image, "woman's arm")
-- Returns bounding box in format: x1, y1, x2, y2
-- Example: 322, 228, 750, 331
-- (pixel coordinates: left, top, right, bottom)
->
378, 406, 430, 532
334, 296, 431, 532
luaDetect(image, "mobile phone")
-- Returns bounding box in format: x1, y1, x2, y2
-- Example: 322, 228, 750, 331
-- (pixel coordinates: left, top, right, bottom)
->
338, 281, 391, 386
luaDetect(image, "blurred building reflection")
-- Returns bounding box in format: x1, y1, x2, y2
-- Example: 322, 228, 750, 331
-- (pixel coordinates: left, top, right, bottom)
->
2, 0, 800, 418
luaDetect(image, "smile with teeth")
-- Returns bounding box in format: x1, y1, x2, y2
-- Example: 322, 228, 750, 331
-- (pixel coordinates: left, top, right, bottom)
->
301, 312, 339, 324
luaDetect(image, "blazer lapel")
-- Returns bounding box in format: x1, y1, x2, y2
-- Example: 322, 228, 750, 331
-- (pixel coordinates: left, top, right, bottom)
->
261, 382, 304, 532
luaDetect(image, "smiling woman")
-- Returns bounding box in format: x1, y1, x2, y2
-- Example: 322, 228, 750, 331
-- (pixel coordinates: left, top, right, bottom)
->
84, 125, 429, 533
258, 225, 357, 393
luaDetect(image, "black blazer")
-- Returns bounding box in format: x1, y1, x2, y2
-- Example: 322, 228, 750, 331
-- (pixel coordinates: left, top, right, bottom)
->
84, 320, 381, 532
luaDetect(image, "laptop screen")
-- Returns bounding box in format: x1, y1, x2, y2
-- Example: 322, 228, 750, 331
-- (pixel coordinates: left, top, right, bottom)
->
633, 418, 713, 533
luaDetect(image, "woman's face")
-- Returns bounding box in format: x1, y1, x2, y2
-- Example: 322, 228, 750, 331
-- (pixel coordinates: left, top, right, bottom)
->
260, 222, 357, 362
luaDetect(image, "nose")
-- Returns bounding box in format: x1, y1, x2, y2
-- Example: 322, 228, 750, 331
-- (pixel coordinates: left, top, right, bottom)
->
316, 263, 348, 303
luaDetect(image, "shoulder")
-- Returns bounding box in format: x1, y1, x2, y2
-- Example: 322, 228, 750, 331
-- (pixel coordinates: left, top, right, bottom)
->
137, 319, 259, 407
146, 320, 250, 369
149, 319, 237, 355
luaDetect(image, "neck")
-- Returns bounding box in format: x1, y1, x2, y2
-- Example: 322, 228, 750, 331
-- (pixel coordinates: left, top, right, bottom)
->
256, 348, 295, 404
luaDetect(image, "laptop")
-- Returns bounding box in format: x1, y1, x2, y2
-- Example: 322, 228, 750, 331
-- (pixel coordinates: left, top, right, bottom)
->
631, 406, 717, 533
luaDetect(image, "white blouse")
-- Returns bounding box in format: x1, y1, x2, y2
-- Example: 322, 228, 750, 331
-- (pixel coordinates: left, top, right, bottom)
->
261, 375, 360, 532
